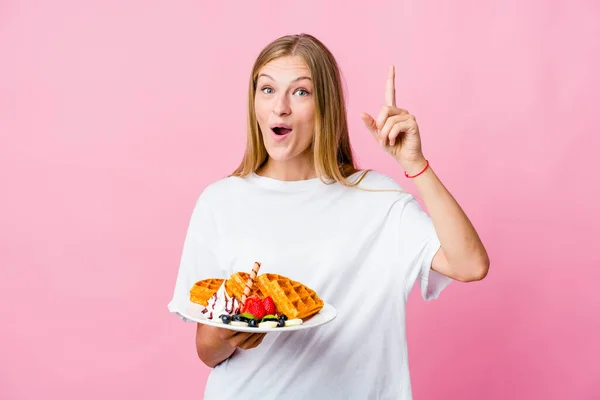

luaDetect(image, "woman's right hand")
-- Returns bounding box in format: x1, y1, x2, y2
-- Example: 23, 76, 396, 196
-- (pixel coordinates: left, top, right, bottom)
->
195, 324, 266, 368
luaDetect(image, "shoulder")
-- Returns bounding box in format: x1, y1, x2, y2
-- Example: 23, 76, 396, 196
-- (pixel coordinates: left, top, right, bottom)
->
194, 175, 247, 207
348, 169, 417, 206
352, 170, 406, 191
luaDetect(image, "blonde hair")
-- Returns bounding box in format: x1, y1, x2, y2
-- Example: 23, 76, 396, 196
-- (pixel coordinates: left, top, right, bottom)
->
230, 33, 370, 188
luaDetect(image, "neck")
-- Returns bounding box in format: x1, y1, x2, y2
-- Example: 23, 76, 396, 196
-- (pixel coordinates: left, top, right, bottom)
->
257, 155, 316, 181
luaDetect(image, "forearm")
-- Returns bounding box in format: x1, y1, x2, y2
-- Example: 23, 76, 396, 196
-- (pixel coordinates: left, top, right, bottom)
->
196, 324, 236, 368
408, 162, 489, 280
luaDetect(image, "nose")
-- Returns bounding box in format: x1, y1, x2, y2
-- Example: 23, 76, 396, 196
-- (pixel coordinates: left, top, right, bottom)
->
272, 94, 291, 116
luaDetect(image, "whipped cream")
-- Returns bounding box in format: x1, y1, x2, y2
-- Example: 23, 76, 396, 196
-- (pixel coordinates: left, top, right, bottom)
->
202, 282, 240, 320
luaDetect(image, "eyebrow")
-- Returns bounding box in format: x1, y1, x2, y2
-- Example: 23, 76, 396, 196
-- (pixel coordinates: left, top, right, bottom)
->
257, 73, 312, 82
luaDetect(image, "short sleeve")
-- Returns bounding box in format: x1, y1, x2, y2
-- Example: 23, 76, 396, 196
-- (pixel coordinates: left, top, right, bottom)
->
396, 196, 452, 301
167, 191, 224, 322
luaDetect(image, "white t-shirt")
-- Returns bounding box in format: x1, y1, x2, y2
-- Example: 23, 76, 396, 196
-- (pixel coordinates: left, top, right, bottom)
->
168, 170, 452, 399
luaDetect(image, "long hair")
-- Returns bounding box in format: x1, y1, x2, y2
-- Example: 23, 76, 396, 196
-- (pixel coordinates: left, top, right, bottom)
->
230, 33, 369, 187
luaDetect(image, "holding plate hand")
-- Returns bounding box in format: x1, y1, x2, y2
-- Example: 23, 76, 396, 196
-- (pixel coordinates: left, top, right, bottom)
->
360, 65, 428, 177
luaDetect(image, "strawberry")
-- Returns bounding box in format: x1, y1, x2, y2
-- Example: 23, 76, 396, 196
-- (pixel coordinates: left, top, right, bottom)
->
247, 299, 267, 320
241, 295, 260, 314
263, 296, 277, 315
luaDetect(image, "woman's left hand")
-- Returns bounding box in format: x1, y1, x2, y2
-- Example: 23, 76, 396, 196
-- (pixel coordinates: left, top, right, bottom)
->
361, 65, 428, 176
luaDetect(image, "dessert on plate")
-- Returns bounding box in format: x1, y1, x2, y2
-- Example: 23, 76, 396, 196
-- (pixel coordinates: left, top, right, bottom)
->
189, 262, 324, 329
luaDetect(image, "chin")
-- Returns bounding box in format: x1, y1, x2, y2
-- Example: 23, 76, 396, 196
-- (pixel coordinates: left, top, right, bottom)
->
265, 147, 296, 161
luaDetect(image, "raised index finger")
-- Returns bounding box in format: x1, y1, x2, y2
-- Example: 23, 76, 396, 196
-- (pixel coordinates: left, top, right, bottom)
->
385, 64, 396, 107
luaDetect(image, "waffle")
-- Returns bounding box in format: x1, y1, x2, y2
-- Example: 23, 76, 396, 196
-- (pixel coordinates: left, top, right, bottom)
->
189, 278, 224, 306
256, 273, 324, 320
189, 272, 324, 320
225, 272, 266, 300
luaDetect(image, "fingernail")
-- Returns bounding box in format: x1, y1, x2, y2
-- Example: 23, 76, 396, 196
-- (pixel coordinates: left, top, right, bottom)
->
390, 139, 395, 146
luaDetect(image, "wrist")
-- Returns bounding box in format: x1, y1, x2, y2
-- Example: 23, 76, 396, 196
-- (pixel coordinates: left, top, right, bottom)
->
401, 157, 428, 177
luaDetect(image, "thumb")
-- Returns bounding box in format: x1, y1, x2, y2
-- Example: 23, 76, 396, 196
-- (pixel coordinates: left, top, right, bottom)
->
360, 112, 378, 137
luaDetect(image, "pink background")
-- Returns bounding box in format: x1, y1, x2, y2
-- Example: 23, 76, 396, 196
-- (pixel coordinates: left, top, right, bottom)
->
1, 1, 599, 399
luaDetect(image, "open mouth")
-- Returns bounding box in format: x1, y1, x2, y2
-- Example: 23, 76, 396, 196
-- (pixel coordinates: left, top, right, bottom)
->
271, 127, 292, 136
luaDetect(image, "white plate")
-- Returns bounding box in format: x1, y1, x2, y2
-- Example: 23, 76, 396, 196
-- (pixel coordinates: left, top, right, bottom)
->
181, 303, 337, 333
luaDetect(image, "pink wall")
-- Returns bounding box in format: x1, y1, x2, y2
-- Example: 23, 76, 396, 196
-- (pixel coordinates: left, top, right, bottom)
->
1, 1, 598, 399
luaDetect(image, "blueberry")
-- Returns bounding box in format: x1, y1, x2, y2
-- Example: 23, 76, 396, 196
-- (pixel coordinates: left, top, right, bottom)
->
277, 319, 286, 328
279, 314, 288, 321
232, 314, 245, 322
220, 314, 231, 324
248, 319, 258, 328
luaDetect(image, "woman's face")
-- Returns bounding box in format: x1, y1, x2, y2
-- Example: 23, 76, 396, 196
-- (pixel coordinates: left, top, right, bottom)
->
254, 55, 315, 163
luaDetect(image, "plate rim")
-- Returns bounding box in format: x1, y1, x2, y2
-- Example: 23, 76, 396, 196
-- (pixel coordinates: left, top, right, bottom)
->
180, 302, 337, 333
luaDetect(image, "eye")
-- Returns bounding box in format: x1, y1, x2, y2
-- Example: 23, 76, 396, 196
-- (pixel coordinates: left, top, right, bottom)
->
261, 86, 274, 94
294, 88, 310, 97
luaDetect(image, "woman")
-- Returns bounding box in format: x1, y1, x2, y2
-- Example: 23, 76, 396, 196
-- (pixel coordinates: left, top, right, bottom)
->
168, 33, 489, 399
